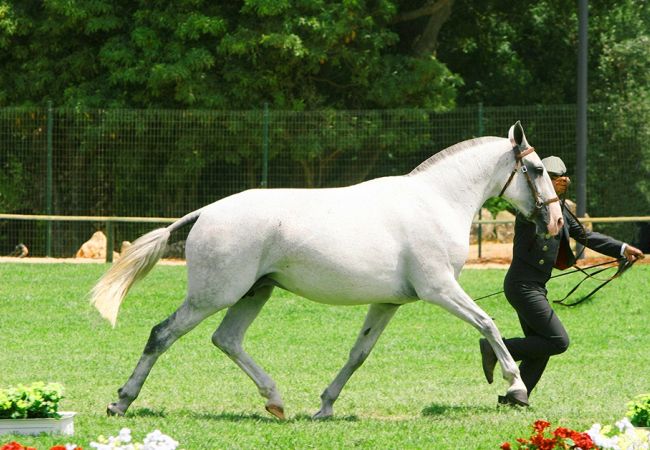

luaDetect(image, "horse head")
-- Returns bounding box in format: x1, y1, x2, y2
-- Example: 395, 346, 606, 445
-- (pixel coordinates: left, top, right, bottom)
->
501, 122, 563, 236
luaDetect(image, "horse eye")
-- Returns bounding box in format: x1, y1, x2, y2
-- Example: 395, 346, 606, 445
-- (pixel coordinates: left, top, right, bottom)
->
535, 166, 544, 175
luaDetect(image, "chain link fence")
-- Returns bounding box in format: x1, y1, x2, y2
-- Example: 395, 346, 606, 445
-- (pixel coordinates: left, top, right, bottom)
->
1, 104, 648, 257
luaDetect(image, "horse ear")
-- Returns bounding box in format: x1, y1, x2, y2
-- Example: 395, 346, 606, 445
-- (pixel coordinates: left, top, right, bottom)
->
508, 121, 528, 149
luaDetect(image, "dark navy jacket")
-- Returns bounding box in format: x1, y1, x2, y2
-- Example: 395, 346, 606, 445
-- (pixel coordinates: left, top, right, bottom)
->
507, 203, 624, 283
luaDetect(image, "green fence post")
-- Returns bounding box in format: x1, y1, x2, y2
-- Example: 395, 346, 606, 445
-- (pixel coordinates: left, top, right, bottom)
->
106, 221, 114, 263
46, 101, 53, 257
261, 103, 269, 188
477, 102, 484, 258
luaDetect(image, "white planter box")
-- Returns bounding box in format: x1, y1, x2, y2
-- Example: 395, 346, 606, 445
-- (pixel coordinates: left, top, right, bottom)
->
0, 411, 75, 436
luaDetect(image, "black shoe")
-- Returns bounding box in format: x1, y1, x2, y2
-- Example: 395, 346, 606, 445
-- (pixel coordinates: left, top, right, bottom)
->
479, 338, 497, 384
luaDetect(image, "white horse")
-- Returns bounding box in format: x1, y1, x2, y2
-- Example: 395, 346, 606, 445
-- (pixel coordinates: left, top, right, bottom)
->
92, 121, 563, 419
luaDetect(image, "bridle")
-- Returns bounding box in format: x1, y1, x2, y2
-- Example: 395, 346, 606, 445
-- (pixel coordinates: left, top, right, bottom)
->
498, 145, 560, 219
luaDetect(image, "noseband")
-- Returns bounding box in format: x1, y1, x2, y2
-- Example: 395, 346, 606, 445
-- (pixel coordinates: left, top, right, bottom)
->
498, 146, 560, 219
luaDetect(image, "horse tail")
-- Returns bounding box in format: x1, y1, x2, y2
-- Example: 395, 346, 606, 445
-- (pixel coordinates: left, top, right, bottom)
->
91, 209, 203, 327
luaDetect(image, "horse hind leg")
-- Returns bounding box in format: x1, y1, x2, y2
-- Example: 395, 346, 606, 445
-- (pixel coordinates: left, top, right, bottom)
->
210, 285, 285, 419
107, 299, 220, 416
314, 303, 400, 419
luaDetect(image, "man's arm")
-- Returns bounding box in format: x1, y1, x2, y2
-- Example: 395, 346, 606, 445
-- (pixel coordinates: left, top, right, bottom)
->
565, 207, 644, 261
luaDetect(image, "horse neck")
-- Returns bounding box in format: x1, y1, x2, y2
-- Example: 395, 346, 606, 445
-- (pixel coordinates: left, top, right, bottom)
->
412, 140, 513, 219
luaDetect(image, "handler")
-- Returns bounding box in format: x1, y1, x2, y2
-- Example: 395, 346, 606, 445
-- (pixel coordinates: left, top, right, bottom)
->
479, 156, 644, 406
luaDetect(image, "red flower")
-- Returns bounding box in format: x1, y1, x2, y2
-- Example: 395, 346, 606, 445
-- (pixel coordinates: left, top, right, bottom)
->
572, 433, 596, 450
503, 419, 598, 450
1, 443, 36, 450
533, 420, 551, 433
552, 427, 572, 439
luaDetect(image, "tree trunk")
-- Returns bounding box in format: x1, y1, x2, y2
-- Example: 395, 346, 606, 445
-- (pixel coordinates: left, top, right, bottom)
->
394, 0, 455, 57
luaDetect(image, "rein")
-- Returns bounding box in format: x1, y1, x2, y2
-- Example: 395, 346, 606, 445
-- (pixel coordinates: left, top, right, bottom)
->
472, 258, 634, 304
472, 202, 636, 306
550, 204, 636, 306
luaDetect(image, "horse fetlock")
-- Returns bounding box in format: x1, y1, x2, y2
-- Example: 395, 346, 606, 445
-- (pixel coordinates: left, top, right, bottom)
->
117, 386, 138, 401
258, 383, 280, 402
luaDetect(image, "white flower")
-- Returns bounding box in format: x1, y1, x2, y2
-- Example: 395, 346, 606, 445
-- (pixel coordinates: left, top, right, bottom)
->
142, 429, 179, 450
617, 418, 635, 433
586, 418, 650, 450
587, 423, 621, 450
118, 427, 133, 443
91, 429, 179, 450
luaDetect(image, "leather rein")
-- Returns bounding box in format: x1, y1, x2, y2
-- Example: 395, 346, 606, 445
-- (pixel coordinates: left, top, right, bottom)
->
550, 204, 637, 307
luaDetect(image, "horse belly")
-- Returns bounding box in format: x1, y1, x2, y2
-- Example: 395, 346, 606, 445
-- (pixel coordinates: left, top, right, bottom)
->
268, 259, 417, 306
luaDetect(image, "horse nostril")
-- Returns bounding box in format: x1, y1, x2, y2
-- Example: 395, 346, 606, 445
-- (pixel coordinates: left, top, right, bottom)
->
557, 216, 564, 229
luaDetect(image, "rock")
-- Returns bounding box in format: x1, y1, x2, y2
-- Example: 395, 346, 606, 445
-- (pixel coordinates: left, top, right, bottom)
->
76, 231, 108, 259
495, 210, 516, 243
9, 243, 29, 257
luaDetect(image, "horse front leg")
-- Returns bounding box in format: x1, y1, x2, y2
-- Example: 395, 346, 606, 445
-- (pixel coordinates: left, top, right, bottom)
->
107, 299, 217, 416
417, 277, 528, 406
314, 303, 399, 419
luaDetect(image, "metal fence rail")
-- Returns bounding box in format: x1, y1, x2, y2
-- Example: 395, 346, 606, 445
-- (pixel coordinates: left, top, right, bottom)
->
1, 105, 648, 257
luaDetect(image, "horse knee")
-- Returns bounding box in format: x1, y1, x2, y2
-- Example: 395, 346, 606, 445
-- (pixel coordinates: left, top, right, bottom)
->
212, 330, 240, 356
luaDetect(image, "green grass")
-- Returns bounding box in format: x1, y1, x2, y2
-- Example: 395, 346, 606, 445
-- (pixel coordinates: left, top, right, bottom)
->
0, 262, 648, 449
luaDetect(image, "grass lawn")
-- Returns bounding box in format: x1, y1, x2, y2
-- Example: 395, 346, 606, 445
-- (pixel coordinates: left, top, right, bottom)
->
0, 262, 648, 449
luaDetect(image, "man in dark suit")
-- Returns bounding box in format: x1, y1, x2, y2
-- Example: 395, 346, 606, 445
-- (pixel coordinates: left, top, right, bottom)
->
479, 156, 644, 406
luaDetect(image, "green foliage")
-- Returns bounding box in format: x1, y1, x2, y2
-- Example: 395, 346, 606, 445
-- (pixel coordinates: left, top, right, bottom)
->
0, 154, 25, 212
0, 1, 459, 110
483, 197, 516, 217
627, 393, 650, 427
0, 382, 64, 419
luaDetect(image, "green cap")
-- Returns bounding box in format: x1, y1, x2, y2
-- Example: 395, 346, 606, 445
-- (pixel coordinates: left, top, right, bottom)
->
541, 156, 567, 176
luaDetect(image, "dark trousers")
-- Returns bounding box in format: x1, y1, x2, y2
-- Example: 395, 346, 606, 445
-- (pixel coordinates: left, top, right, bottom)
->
503, 275, 570, 395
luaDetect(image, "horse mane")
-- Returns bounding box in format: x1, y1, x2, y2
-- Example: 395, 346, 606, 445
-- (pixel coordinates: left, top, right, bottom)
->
408, 136, 503, 175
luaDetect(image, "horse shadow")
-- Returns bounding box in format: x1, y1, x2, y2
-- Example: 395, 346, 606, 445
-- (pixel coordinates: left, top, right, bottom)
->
421, 403, 497, 417
188, 411, 359, 423
126, 404, 498, 421
126, 407, 168, 418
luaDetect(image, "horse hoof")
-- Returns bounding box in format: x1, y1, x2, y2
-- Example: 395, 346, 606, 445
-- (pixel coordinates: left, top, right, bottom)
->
500, 390, 529, 407
265, 403, 285, 420
106, 403, 125, 416
312, 409, 333, 420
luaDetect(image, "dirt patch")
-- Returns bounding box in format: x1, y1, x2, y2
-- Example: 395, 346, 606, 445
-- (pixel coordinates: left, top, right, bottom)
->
0, 256, 185, 265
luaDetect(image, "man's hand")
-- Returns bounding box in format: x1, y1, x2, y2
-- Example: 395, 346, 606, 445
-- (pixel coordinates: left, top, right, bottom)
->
624, 244, 645, 262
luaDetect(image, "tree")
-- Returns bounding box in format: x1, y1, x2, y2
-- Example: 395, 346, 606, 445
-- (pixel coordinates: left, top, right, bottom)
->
0, 1, 460, 110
